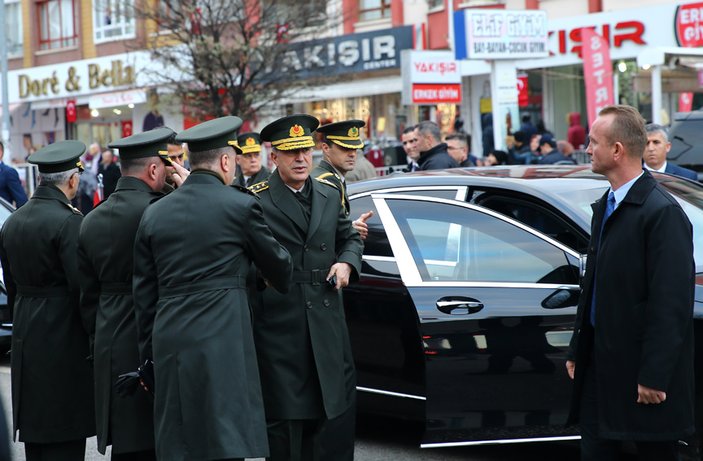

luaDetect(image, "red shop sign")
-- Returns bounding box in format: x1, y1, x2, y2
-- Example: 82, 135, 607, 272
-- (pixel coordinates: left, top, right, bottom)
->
411, 83, 462, 104
121, 120, 133, 138
66, 99, 77, 123
676, 2, 703, 47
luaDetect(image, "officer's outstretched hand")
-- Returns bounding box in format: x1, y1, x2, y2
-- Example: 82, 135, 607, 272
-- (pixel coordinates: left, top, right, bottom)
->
170, 161, 190, 187
327, 262, 352, 290
352, 210, 374, 240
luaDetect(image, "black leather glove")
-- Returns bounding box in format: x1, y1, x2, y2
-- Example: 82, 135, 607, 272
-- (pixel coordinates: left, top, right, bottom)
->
115, 371, 140, 397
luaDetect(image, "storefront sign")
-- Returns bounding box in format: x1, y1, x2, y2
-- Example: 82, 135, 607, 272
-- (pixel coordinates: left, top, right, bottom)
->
66, 99, 77, 123
89, 89, 146, 109
454, 10, 548, 60
401, 51, 461, 105
276, 26, 413, 79
582, 29, 614, 127
7, 52, 156, 104
675, 2, 703, 47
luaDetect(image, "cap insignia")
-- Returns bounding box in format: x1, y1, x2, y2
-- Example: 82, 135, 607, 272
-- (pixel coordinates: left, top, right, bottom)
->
348, 127, 359, 138
290, 124, 305, 138
246, 137, 256, 146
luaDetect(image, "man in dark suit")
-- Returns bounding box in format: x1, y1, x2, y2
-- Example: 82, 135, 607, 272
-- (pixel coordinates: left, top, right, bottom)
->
250, 114, 363, 461
566, 105, 695, 461
643, 123, 698, 181
0, 141, 95, 460
133, 116, 292, 461
415, 121, 458, 170
0, 141, 28, 207
234, 132, 269, 187
78, 128, 176, 460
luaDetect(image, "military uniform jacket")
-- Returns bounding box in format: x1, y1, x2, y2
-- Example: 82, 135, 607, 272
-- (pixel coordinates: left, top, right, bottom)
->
133, 170, 292, 461
78, 176, 162, 454
312, 159, 350, 216
250, 171, 363, 420
234, 165, 270, 188
0, 184, 95, 443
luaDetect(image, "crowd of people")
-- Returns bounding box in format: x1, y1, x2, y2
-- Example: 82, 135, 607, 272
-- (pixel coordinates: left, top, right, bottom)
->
0, 105, 697, 461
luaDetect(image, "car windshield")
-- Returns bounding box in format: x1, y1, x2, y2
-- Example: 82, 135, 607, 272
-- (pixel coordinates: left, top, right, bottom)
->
554, 176, 703, 273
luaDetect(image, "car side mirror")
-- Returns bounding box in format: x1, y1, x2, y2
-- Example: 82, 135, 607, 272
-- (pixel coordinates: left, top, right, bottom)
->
541, 289, 579, 309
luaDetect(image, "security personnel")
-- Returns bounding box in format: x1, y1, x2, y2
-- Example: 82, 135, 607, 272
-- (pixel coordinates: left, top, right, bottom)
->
312, 120, 366, 216
234, 132, 270, 187
250, 114, 363, 461
0, 141, 95, 460
133, 116, 292, 461
78, 128, 175, 460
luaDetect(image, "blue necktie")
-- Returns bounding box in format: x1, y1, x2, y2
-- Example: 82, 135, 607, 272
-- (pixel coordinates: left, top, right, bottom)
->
590, 192, 616, 327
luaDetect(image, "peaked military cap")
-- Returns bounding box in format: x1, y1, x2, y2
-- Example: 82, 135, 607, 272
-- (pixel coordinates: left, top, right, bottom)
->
260, 114, 319, 151
108, 127, 175, 165
175, 116, 243, 154
317, 119, 365, 149
236, 132, 262, 155
29, 140, 86, 174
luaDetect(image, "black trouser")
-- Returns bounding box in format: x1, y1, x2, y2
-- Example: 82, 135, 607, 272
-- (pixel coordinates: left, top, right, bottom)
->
317, 396, 356, 461
267, 419, 322, 461
111, 449, 157, 461
580, 362, 678, 461
24, 439, 85, 461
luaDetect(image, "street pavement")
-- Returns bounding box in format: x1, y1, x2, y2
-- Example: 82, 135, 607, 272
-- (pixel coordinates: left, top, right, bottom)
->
0, 355, 581, 460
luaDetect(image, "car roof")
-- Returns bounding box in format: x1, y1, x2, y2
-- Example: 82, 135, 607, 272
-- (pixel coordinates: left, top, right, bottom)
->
348, 165, 610, 196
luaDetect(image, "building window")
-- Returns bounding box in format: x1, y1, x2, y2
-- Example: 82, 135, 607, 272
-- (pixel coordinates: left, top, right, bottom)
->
94, 0, 135, 42
4, 0, 23, 56
358, 0, 391, 22
428, 0, 444, 9
37, 0, 78, 50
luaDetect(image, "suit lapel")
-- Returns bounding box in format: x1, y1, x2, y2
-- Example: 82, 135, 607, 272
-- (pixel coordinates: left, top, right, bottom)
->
269, 171, 308, 234
307, 178, 329, 242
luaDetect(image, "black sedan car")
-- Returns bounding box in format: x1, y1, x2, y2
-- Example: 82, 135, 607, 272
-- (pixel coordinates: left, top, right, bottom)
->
345, 165, 703, 450
0, 197, 14, 350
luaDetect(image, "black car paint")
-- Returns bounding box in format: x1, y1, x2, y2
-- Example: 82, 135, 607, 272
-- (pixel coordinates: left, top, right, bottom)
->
345, 165, 703, 449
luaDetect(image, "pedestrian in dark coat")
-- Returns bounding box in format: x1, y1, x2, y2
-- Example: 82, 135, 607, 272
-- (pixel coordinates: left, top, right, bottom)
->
250, 114, 363, 461
0, 141, 27, 207
133, 116, 292, 461
0, 141, 95, 461
643, 123, 698, 181
566, 105, 695, 461
415, 121, 459, 170
78, 128, 176, 458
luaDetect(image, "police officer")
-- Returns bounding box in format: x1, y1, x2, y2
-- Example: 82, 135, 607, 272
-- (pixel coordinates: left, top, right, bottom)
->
0, 141, 95, 460
78, 128, 175, 460
234, 132, 269, 187
250, 114, 363, 461
133, 116, 292, 461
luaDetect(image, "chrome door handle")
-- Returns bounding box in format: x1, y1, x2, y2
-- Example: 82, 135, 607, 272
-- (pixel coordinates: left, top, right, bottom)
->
436, 298, 484, 315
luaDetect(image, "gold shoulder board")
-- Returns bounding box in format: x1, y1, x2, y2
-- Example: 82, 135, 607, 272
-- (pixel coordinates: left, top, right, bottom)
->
248, 181, 270, 194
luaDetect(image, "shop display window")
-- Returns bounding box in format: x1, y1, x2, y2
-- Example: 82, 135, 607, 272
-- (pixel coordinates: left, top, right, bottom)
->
94, 0, 135, 42
37, 0, 78, 50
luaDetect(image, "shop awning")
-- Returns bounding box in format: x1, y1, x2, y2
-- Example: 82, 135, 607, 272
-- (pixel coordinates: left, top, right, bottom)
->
282, 75, 403, 103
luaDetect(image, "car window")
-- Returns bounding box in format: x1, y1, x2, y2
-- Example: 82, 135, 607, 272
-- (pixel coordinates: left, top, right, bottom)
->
385, 199, 578, 284
349, 195, 393, 257
470, 190, 589, 253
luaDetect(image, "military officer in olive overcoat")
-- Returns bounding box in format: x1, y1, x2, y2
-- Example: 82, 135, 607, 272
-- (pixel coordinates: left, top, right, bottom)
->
133, 116, 292, 461
234, 132, 270, 187
78, 128, 176, 459
0, 141, 95, 460
249, 114, 363, 460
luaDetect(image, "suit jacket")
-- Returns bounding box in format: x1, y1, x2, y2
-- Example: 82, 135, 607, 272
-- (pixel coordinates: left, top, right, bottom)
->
567, 171, 695, 440
0, 185, 94, 443
250, 170, 363, 420
312, 159, 350, 216
234, 165, 270, 188
664, 162, 698, 181
0, 162, 27, 207
78, 176, 162, 454
133, 170, 292, 460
